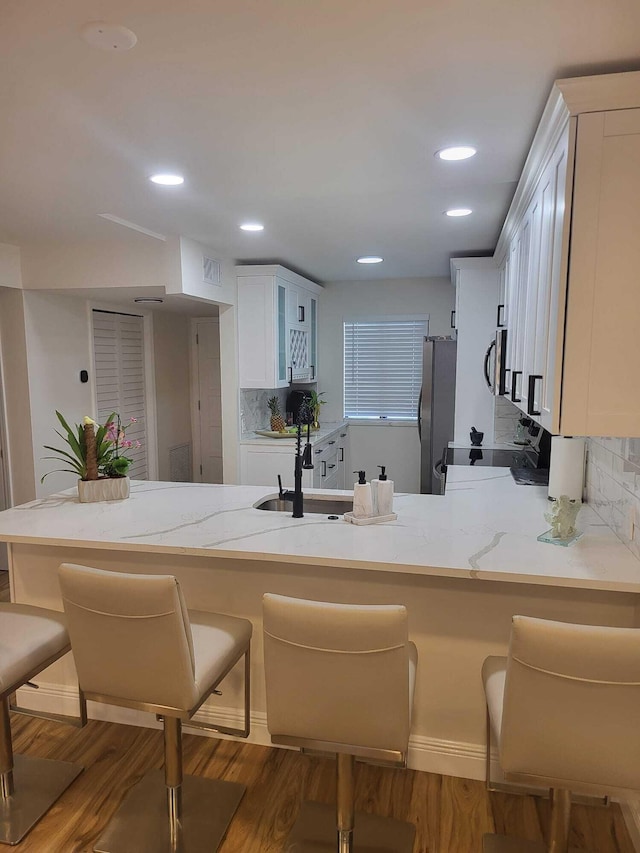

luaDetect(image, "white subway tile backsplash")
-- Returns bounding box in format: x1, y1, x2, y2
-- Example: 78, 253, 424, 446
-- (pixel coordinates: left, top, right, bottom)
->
586, 436, 640, 562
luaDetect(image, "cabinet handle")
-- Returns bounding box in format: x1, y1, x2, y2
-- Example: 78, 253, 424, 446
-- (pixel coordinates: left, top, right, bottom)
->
328, 440, 335, 445
497, 304, 505, 327
450, 309, 456, 329
328, 464, 336, 470
288, 367, 293, 383
511, 370, 522, 403
340, 432, 347, 437
339, 448, 344, 462
321, 461, 327, 477
527, 374, 543, 416
314, 448, 323, 455
310, 364, 315, 379
298, 305, 305, 323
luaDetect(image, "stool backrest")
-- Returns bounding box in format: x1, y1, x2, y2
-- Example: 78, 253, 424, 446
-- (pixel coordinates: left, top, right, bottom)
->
502, 615, 640, 792
263, 593, 410, 754
59, 563, 198, 712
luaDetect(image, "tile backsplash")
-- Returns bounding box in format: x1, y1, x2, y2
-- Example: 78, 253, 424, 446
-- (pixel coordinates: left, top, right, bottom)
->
240, 388, 288, 433
586, 437, 640, 561
494, 396, 521, 443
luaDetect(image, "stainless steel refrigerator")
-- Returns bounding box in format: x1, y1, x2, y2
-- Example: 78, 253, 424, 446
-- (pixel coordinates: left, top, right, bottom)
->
418, 337, 457, 494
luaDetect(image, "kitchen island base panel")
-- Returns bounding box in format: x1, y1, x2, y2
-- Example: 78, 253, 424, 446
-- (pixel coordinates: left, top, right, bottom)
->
8, 542, 638, 783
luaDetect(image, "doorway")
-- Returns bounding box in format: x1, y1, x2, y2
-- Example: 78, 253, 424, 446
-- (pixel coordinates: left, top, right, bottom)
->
190, 318, 223, 483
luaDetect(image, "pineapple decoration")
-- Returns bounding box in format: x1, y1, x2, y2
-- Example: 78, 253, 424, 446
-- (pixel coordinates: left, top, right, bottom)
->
268, 396, 286, 433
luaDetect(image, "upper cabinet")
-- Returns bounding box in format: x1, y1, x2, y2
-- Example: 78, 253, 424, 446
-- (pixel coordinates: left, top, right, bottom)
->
237, 265, 323, 388
494, 71, 640, 436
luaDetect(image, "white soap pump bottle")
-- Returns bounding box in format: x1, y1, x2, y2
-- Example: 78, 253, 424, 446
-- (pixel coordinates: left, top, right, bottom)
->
352, 470, 373, 519
371, 465, 394, 516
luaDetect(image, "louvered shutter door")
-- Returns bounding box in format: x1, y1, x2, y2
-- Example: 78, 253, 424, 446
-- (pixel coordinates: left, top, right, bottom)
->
92, 310, 148, 479
344, 319, 428, 419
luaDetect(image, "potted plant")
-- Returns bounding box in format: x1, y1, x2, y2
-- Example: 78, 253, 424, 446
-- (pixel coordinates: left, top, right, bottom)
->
308, 391, 326, 430
42, 412, 139, 502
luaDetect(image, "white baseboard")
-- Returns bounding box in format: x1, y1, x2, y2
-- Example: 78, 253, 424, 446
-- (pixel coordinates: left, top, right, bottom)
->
15, 683, 488, 779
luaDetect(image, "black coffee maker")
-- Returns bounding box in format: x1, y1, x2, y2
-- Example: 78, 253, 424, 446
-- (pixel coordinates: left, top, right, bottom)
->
287, 390, 313, 425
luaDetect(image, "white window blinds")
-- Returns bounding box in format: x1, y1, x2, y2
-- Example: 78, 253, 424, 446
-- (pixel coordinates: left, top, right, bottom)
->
92, 310, 148, 479
344, 318, 428, 419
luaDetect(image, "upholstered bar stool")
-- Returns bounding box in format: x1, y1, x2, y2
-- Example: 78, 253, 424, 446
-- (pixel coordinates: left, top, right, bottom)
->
58, 563, 253, 853
263, 593, 418, 853
482, 615, 640, 853
0, 602, 85, 845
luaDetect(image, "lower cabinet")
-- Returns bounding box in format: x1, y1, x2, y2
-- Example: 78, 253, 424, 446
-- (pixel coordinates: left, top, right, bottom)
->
240, 426, 350, 492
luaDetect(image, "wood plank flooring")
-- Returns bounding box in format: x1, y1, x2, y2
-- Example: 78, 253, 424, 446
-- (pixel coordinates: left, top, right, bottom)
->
8, 713, 635, 852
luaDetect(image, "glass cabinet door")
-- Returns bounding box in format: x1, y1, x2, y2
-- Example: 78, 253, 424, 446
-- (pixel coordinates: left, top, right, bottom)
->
277, 283, 287, 383
309, 296, 317, 380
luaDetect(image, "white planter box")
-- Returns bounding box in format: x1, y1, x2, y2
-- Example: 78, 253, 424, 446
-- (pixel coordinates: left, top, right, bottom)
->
77, 477, 130, 503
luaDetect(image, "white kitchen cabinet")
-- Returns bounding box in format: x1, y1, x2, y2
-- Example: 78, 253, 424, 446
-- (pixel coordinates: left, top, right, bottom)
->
237, 265, 322, 388
239, 424, 350, 491
494, 71, 640, 436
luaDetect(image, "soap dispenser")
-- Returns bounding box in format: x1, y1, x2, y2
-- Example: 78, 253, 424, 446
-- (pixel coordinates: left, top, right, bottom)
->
372, 465, 394, 516
353, 470, 373, 519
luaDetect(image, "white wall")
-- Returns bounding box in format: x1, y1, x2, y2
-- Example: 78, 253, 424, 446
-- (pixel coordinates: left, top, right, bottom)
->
0, 288, 35, 504
318, 277, 455, 493
451, 258, 499, 445
22, 292, 94, 497
20, 237, 168, 292
0, 243, 22, 289
153, 313, 192, 481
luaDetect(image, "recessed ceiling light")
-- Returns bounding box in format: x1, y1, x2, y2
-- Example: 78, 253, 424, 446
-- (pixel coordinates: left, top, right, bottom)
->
134, 297, 164, 304
356, 256, 383, 264
445, 208, 473, 217
150, 174, 184, 186
437, 146, 477, 161
240, 223, 264, 232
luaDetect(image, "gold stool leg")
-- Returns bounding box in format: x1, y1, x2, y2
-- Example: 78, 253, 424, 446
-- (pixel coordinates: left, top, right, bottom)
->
163, 717, 182, 851
0, 698, 14, 799
337, 753, 355, 853
549, 788, 571, 853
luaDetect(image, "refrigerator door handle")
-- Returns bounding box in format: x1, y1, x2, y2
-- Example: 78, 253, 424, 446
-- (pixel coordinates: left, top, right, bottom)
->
417, 388, 422, 442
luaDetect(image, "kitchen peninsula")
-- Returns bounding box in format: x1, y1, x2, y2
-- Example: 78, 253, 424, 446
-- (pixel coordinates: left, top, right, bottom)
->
0, 470, 638, 782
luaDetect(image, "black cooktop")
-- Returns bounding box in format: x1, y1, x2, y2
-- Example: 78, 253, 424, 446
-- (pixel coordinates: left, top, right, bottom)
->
445, 447, 549, 486
446, 447, 530, 467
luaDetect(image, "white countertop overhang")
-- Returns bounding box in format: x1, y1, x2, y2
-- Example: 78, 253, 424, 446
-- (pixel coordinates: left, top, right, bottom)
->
0, 467, 638, 593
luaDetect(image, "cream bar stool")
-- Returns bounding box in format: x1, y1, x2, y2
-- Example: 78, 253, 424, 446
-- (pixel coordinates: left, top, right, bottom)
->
58, 563, 253, 853
482, 615, 640, 853
0, 603, 85, 845
263, 593, 418, 853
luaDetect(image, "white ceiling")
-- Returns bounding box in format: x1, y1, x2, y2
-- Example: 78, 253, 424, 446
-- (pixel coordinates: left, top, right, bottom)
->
2, 0, 640, 282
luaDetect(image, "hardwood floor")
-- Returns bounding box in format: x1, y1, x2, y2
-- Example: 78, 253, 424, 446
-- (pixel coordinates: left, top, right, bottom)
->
8, 713, 634, 852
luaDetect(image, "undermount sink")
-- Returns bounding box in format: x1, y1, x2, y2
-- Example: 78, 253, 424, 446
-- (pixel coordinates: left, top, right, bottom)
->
255, 495, 353, 515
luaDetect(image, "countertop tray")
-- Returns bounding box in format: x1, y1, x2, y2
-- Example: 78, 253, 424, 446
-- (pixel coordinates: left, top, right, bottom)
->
254, 429, 298, 439
343, 511, 397, 525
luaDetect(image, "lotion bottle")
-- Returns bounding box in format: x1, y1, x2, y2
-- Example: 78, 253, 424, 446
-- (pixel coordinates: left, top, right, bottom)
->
371, 465, 394, 516
353, 470, 373, 519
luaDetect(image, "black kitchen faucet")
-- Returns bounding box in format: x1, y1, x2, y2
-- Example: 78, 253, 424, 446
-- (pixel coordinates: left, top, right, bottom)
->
277, 408, 314, 518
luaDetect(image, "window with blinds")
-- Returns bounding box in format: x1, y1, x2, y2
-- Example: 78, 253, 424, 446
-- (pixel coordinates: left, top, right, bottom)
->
92, 310, 148, 479
343, 317, 428, 420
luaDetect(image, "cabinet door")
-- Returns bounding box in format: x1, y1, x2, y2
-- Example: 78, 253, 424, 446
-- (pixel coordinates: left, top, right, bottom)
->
535, 133, 569, 431
506, 234, 523, 405
562, 108, 640, 435
289, 326, 310, 381
309, 296, 318, 381
521, 185, 543, 419
336, 427, 350, 490
287, 284, 310, 328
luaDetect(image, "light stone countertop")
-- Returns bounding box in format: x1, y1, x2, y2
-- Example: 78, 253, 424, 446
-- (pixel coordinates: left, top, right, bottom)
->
239, 421, 348, 446
0, 467, 639, 592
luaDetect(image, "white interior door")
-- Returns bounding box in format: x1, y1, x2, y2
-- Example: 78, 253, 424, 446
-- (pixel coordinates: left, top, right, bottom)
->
192, 319, 222, 483
92, 310, 149, 479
